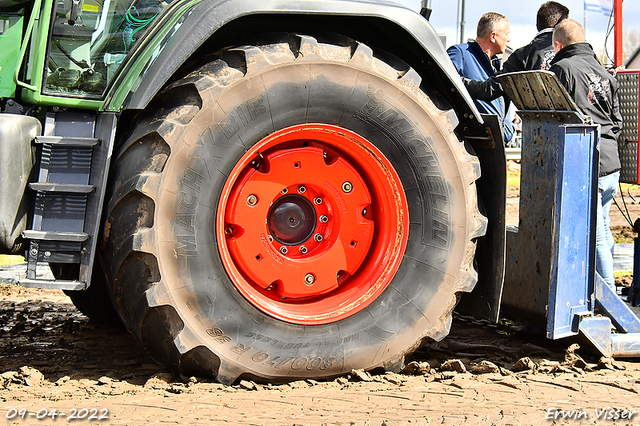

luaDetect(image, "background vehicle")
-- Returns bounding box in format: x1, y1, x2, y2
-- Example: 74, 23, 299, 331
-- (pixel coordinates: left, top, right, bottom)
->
0, 0, 638, 383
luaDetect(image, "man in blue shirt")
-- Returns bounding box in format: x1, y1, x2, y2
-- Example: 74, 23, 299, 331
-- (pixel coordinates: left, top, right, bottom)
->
447, 12, 514, 144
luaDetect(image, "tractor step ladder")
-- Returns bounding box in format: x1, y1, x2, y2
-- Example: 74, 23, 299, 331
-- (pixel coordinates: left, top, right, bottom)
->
19, 112, 116, 291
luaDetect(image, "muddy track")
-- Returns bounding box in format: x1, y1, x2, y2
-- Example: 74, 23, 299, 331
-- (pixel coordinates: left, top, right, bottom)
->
2, 285, 639, 425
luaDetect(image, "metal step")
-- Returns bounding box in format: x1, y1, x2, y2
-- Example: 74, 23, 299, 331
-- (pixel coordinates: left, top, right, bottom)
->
22, 230, 89, 242
29, 183, 95, 193
35, 135, 100, 147
22, 111, 116, 289
18, 278, 86, 291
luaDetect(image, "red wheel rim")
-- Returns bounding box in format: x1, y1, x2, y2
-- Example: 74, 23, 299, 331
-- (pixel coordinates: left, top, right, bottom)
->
217, 124, 408, 324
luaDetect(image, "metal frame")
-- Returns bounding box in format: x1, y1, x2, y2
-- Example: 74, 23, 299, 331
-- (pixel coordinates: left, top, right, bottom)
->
498, 70, 640, 357
547, 124, 598, 339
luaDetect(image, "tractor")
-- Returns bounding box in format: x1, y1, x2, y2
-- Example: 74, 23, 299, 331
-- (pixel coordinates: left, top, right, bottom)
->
1, 0, 639, 384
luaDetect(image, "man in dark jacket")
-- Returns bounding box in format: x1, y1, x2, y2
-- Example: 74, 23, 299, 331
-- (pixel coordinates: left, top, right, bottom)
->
465, 1, 569, 101
448, 12, 514, 143
550, 18, 622, 289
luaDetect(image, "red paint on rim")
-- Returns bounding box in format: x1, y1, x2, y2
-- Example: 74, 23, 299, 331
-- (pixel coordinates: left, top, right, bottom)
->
217, 124, 408, 324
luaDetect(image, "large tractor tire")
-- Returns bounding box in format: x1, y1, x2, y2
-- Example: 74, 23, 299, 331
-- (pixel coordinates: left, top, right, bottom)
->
100, 34, 486, 384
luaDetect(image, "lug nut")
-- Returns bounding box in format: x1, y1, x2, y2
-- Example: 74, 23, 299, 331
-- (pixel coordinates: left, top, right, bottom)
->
280, 246, 288, 255
320, 215, 329, 223
304, 273, 315, 285
314, 197, 322, 205
297, 185, 306, 194
299, 246, 308, 254
342, 181, 353, 193
246, 194, 258, 206
314, 234, 323, 242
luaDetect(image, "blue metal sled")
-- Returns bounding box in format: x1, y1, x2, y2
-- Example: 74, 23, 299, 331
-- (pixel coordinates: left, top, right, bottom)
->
497, 70, 640, 357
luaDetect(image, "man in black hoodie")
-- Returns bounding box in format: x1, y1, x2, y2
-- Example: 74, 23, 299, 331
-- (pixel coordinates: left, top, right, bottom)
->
550, 18, 622, 289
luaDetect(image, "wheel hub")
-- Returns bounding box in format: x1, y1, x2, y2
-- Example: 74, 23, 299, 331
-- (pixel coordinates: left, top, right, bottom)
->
217, 124, 408, 324
268, 195, 317, 246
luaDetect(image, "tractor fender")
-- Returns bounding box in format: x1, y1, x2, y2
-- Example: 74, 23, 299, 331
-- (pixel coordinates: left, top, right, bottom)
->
107, 0, 481, 125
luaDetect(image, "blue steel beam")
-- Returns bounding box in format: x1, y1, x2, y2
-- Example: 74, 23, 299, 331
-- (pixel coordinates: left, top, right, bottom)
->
594, 273, 640, 333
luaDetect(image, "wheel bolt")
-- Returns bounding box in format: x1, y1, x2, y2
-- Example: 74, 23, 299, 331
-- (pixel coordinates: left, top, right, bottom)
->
320, 215, 329, 223
298, 185, 306, 194
314, 197, 322, 205
314, 234, 323, 242
304, 273, 315, 285
299, 246, 308, 254
281, 188, 288, 194
342, 181, 353, 193
268, 235, 273, 242
280, 246, 288, 255
246, 194, 258, 206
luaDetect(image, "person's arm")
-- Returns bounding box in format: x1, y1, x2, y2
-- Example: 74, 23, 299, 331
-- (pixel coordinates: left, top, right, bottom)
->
462, 76, 505, 101
611, 80, 623, 139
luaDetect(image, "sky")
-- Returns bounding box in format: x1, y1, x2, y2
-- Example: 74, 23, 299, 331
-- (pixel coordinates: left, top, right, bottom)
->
394, 0, 640, 65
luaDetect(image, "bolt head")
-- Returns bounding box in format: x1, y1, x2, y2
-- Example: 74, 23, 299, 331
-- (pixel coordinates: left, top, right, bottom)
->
297, 185, 306, 194
314, 234, 323, 242
320, 215, 329, 223
304, 273, 315, 285
342, 182, 353, 193
246, 194, 258, 206
299, 246, 308, 254
279, 246, 288, 255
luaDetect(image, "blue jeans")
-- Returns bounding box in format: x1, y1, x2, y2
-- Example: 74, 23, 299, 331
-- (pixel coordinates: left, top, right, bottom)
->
596, 171, 619, 289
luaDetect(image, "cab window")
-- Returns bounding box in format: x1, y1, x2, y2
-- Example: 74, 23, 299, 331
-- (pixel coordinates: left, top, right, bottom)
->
44, 0, 170, 97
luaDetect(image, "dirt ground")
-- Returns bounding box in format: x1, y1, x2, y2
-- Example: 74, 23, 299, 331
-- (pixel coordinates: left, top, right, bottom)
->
2, 171, 640, 426
507, 170, 640, 285
506, 169, 640, 234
